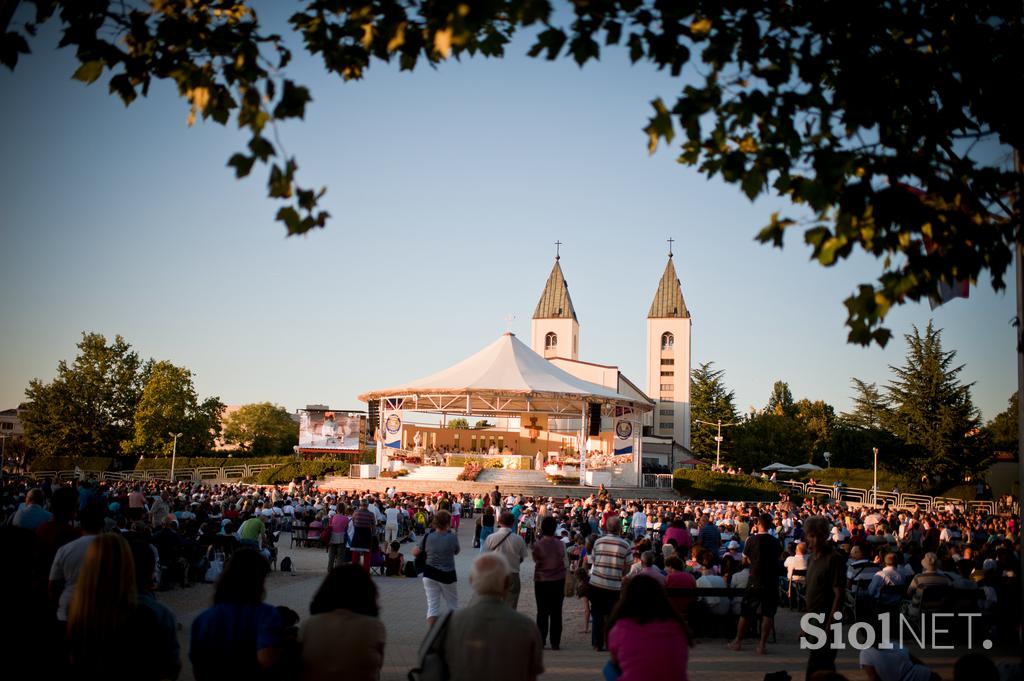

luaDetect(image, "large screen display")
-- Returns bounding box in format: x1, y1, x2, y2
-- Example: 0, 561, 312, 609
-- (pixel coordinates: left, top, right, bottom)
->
298, 409, 364, 451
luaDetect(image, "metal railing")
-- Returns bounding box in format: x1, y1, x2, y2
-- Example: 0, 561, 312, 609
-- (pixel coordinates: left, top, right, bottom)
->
26, 463, 280, 484
641, 473, 674, 489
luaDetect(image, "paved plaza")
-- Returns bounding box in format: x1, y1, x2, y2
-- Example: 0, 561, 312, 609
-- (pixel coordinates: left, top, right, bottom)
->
157, 520, 1018, 681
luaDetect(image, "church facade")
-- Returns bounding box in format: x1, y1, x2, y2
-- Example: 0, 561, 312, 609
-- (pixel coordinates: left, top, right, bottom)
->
530, 251, 693, 468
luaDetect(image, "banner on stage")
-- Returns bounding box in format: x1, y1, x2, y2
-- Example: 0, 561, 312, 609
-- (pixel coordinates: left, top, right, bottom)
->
614, 419, 634, 455
383, 411, 403, 448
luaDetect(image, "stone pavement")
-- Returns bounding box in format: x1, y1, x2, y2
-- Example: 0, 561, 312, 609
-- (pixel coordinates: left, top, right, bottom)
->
161, 522, 1017, 681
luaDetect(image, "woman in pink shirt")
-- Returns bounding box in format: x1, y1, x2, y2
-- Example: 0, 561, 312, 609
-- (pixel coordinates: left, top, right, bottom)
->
662, 518, 692, 552
607, 574, 689, 681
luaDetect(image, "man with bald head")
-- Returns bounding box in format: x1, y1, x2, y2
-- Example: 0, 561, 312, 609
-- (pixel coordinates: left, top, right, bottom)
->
442, 553, 544, 681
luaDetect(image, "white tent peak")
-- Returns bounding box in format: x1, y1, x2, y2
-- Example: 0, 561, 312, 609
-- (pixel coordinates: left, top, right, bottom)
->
358, 332, 651, 412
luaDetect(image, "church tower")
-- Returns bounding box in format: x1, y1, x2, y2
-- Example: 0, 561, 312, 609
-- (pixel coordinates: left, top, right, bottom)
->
646, 248, 691, 449
531, 254, 579, 360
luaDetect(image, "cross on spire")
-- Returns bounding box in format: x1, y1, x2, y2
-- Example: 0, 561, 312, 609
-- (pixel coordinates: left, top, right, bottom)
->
555, 240, 563, 260
504, 313, 516, 332
667, 237, 674, 258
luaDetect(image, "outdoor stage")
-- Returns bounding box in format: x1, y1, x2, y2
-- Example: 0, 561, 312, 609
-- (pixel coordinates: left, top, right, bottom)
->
319, 467, 680, 500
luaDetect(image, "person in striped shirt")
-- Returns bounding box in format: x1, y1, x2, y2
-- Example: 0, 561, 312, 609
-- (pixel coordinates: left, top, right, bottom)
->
588, 515, 631, 651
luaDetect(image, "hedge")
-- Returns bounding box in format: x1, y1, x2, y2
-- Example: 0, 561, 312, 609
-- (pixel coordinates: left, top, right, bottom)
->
29, 456, 114, 472
250, 460, 351, 485
134, 455, 297, 471
672, 468, 785, 501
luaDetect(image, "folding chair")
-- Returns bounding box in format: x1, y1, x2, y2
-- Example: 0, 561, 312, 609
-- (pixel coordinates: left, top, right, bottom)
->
290, 521, 309, 549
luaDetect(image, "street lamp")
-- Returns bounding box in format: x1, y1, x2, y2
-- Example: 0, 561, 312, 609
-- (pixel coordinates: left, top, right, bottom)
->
823, 451, 832, 468
169, 432, 183, 483
872, 447, 879, 506
694, 419, 739, 469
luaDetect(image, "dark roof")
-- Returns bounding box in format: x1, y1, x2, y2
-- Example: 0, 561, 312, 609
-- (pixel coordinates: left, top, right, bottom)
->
647, 257, 690, 318
533, 260, 578, 321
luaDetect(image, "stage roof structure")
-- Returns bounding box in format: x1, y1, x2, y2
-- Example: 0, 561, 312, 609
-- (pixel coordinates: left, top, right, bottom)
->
358, 333, 653, 417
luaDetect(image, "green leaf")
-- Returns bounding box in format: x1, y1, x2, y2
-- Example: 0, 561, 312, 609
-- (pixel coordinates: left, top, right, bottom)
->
72, 60, 104, 84
741, 169, 763, 200
227, 153, 256, 178
644, 98, 675, 154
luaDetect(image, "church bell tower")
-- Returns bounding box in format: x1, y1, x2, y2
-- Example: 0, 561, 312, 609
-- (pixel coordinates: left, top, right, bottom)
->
531, 249, 579, 360
646, 243, 691, 449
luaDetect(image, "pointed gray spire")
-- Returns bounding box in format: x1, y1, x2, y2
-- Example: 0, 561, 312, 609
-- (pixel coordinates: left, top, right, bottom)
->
533, 260, 578, 321
648, 257, 690, 318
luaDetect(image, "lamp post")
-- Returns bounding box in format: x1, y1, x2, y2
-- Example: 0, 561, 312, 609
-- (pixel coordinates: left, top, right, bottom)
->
169, 432, 183, 483
0, 434, 6, 480
823, 451, 832, 468
695, 418, 738, 469
872, 447, 879, 506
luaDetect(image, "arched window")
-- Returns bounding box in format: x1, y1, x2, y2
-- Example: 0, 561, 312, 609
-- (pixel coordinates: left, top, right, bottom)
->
661, 332, 675, 350
545, 332, 558, 349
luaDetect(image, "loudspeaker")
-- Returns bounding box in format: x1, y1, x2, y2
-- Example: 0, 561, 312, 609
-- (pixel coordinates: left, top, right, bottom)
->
367, 401, 379, 439
588, 402, 601, 436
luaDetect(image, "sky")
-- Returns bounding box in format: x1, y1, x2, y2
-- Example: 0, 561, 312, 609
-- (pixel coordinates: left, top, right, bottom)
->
0, 5, 1016, 424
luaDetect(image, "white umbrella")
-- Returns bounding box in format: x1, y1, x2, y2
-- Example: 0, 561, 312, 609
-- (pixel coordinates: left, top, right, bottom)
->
795, 463, 823, 471
762, 462, 800, 472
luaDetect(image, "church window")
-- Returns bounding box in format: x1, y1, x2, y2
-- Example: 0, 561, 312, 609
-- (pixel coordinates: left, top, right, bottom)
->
545, 332, 558, 349
660, 371, 674, 376
661, 332, 674, 350
661, 359, 674, 365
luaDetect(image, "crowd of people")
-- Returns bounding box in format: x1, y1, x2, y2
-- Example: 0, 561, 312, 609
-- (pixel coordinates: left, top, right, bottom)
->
1, 473, 1020, 681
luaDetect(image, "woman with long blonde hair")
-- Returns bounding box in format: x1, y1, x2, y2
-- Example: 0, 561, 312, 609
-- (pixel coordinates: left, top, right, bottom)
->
66, 533, 164, 678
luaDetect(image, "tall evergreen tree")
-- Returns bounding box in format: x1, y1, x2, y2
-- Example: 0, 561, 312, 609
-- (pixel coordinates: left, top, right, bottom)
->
690, 362, 739, 459
766, 381, 797, 417
843, 378, 889, 430
883, 322, 985, 483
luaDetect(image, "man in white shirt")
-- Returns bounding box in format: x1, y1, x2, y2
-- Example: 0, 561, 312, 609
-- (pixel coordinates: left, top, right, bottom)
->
384, 504, 401, 543
49, 503, 106, 621
631, 506, 647, 540
482, 511, 530, 609
867, 552, 905, 605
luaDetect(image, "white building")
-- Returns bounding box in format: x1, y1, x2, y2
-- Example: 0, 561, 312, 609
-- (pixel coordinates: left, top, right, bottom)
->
529, 250, 694, 470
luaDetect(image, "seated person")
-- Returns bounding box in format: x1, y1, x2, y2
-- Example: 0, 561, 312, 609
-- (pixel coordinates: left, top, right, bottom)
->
383, 541, 405, 576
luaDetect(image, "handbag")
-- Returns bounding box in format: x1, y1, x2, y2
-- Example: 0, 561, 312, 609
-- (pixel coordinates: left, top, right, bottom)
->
602, 660, 621, 681
408, 609, 451, 681
204, 551, 225, 583
564, 571, 577, 597
415, 530, 432, 574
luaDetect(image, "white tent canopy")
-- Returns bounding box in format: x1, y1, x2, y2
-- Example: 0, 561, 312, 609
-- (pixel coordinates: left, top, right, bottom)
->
795, 463, 823, 471
762, 462, 800, 473
358, 332, 653, 416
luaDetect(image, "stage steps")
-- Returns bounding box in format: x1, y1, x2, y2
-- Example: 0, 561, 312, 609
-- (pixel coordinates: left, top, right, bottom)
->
476, 468, 549, 485
400, 465, 464, 481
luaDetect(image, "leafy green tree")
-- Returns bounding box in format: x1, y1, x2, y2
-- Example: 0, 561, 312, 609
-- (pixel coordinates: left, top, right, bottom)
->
21, 332, 145, 458
882, 322, 986, 483
984, 392, 1019, 454
126, 361, 224, 456
794, 399, 837, 462
690, 362, 739, 459
4, 2, 1016, 345
473, 420, 493, 429
730, 413, 812, 472
446, 418, 469, 430
222, 402, 299, 455
765, 381, 797, 418
842, 379, 889, 431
